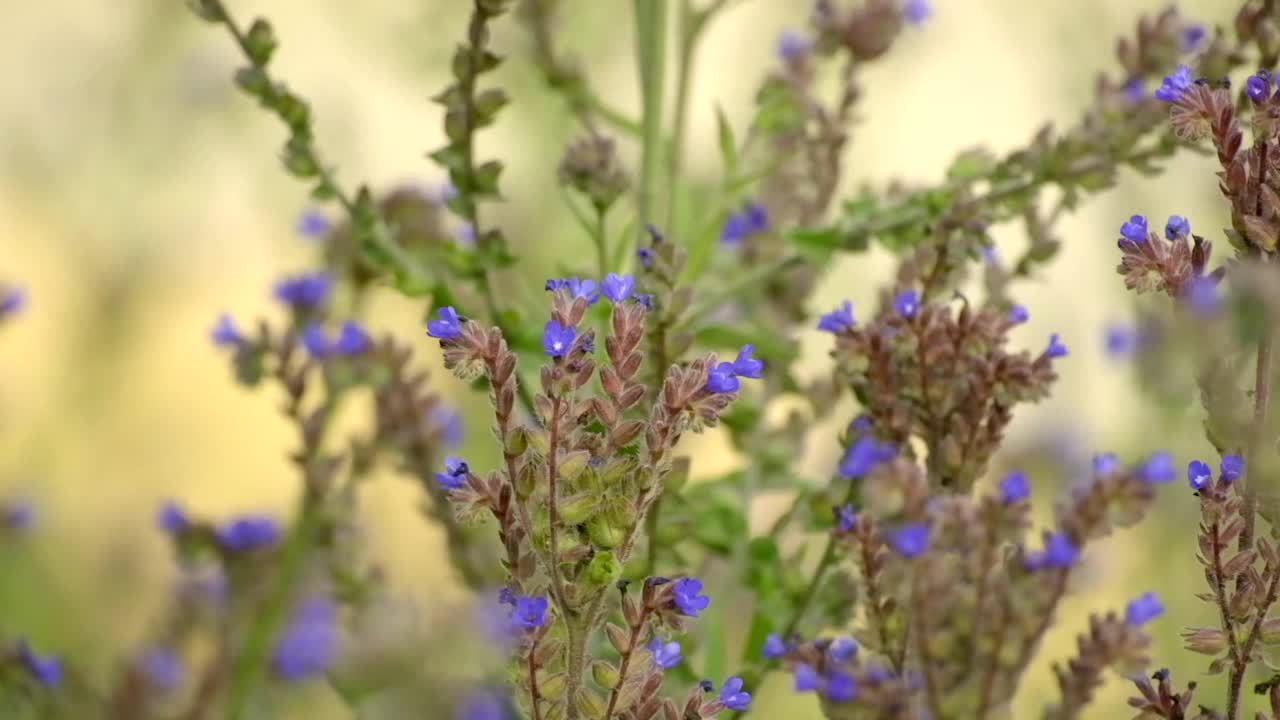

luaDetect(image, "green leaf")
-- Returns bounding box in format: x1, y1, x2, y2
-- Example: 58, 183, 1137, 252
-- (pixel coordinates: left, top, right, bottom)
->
715, 104, 739, 180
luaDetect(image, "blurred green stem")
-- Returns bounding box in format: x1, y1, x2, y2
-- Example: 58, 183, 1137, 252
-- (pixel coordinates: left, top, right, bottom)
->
593, 205, 610, 278
664, 0, 701, 234
633, 0, 668, 243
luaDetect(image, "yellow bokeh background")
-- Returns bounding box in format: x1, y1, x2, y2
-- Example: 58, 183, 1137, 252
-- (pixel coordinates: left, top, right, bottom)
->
0, 0, 1255, 717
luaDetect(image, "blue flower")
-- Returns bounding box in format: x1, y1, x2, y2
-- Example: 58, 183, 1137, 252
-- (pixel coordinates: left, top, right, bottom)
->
1221, 454, 1245, 482
1122, 77, 1146, 102
3, 499, 34, 532
673, 577, 711, 617
1155, 65, 1195, 102
1187, 460, 1213, 491
828, 637, 858, 663
835, 504, 858, 533
890, 523, 930, 557
824, 670, 858, 702
296, 208, 332, 238
1125, 592, 1165, 626
1248, 71, 1272, 102
211, 314, 244, 348
17, 640, 62, 688
904, 0, 932, 26
456, 690, 510, 720
301, 323, 331, 358
999, 471, 1031, 504
794, 663, 822, 692
777, 30, 813, 62
1142, 451, 1177, 484
647, 637, 682, 669
706, 362, 740, 394
512, 596, 549, 629
498, 587, 517, 606
1105, 324, 1139, 357
601, 273, 636, 303
1182, 24, 1207, 53
436, 456, 469, 491
1028, 532, 1079, 570
762, 634, 789, 660
273, 596, 339, 681
543, 320, 577, 357
1120, 215, 1149, 242
1165, 215, 1192, 240
637, 247, 656, 269
1186, 276, 1221, 316
433, 406, 465, 448
545, 278, 600, 305
840, 436, 896, 478
719, 676, 751, 712
732, 344, 764, 379
721, 203, 770, 244
157, 501, 189, 534
1008, 304, 1029, 325
139, 648, 184, 692
818, 301, 856, 333
894, 290, 920, 318
0, 286, 27, 318
333, 321, 373, 355
273, 272, 333, 310
217, 515, 281, 552
1045, 333, 1068, 359
635, 293, 655, 311
427, 306, 464, 340
1093, 453, 1120, 476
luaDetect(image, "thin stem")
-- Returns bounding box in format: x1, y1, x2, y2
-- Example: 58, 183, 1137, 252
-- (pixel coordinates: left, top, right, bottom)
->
604, 605, 651, 718
975, 594, 1013, 718
1241, 310, 1274, 557
547, 395, 570, 609
664, 0, 700, 233
527, 634, 545, 720
593, 205, 610, 278
633, 0, 668, 246
1230, 563, 1280, 719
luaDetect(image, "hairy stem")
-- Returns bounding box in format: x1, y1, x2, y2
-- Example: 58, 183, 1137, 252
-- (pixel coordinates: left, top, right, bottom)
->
1229, 562, 1280, 719
547, 395, 570, 610
604, 605, 651, 718
527, 634, 545, 720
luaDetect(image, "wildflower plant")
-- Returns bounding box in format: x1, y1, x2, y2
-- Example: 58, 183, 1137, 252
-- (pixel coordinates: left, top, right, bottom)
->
7, 0, 1280, 719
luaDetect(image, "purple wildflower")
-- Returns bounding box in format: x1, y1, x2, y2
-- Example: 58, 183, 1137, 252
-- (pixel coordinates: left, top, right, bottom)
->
1187, 460, 1213, 491
999, 471, 1031, 504
647, 637, 682, 669
217, 515, 281, 552
333, 321, 373, 355
433, 405, 465, 448
1165, 215, 1192, 240
512, 596, 549, 629
828, 637, 858, 663
904, 0, 932, 25
1154, 65, 1194, 102
835, 504, 858, 533
889, 523, 930, 557
1182, 24, 1207, 53
672, 578, 711, 617
273, 596, 339, 681
637, 247, 656, 269
840, 436, 896, 478
601, 273, 636, 303
778, 30, 813, 62
1045, 333, 1068, 359
1221, 454, 1245, 482
763, 634, 789, 660
273, 272, 333, 310
719, 677, 751, 712
139, 648, 184, 692
1093, 453, 1120, 476
296, 208, 331, 238
17, 640, 62, 688
1248, 71, 1272, 103
427, 306, 464, 340
1142, 451, 1177, 484
1105, 324, 1139, 357
818, 301, 856, 333
721, 203, 770, 244
3, 499, 35, 532
706, 362, 740, 394
436, 456, 469, 491
1125, 592, 1165, 626
301, 323, 330, 358
824, 670, 858, 702
1029, 532, 1079, 570
0, 286, 26, 318
795, 663, 822, 692
545, 278, 600, 305
1120, 215, 1149, 242
1185, 276, 1221, 315
732, 344, 764, 379
894, 290, 920, 318
1008, 304, 1029, 324
211, 313, 244, 347
542, 320, 576, 357
157, 501, 189, 534
456, 690, 510, 720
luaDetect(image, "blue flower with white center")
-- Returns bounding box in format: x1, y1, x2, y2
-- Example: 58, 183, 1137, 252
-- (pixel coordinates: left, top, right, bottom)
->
890, 523, 930, 558
543, 320, 576, 357
512, 596, 549, 629
436, 456, 469, 491
1045, 333, 1068, 359
296, 208, 331, 239
157, 501, 189, 534
732, 344, 764, 378
999, 471, 1031, 504
840, 436, 896, 478
601, 273, 636, 303
719, 677, 751, 712
1008, 304, 1029, 325
1155, 65, 1195, 102
1187, 460, 1213, 491
1248, 72, 1272, 103
427, 306, 464, 340
673, 577, 711, 617
824, 670, 858, 702
211, 314, 244, 348
273, 272, 333, 310
273, 596, 339, 681
17, 640, 61, 688
647, 637, 682, 669
1120, 215, 1149, 242
762, 634, 789, 660
333, 321, 372, 355
818, 301, 856, 333
217, 515, 281, 552
139, 648, 184, 692
894, 290, 920, 318
1165, 215, 1192, 240
1221, 454, 1245, 482
1125, 592, 1165, 626
1142, 451, 1177, 484
706, 362, 740, 394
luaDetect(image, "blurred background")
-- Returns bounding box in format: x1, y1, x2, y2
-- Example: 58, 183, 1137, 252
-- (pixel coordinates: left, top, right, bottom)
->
0, 0, 1250, 717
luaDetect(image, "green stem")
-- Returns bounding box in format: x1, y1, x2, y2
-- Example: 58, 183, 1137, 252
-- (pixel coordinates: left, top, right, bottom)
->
593, 205, 610, 278
664, 0, 699, 234
225, 506, 324, 720
633, 0, 668, 246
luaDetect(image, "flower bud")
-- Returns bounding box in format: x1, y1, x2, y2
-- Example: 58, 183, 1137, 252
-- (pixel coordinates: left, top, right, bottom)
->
1182, 627, 1228, 655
